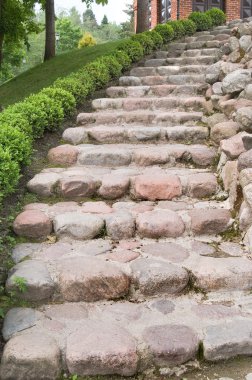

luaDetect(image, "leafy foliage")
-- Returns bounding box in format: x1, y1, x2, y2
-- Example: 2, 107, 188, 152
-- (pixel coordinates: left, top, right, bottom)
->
189, 11, 213, 31
180, 19, 197, 36
117, 40, 144, 62
0, 147, 20, 201
154, 24, 175, 44
206, 8, 226, 26
114, 50, 131, 71
0, 125, 32, 165
132, 33, 154, 54
167, 20, 186, 39
78, 32, 97, 48
56, 18, 82, 52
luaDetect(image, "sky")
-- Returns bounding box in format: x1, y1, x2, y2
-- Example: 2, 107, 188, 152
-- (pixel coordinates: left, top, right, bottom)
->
55, 0, 130, 24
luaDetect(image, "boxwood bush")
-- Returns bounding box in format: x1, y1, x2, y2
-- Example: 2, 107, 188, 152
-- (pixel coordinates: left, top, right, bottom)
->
147, 30, 163, 49
114, 50, 132, 71
154, 24, 175, 44
0, 125, 32, 165
189, 11, 213, 31
168, 20, 186, 39
98, 55, 123, 79
180, 19, 197, 36
117, 40, 144, 62
206, 8, 226, 26
0, 147, 20, 202
132, 33, 155, 54
39, 87, 76, 117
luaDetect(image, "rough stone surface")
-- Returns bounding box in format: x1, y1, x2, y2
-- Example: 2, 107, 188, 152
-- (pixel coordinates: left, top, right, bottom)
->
47, 144, 78, 166
220, 132, 247, 159
57, 257, 130, 302
187, 173, 217, 198
143, 325, 199, 366
6, 260, 55, 301
204, 320, 252, 361
131, 259, 189, 296
238, 149, 252, 171
222, 69, 251, 94
106, 212, 135, 240
211, 121, 240, 144
13, 210, 52, 239
53, 212, 104, 239
136, 210, 185, 238
189, 209, 231, 235
132, 174, 182, 201
0, 332, 61, 380
66, 320, 138, 376
236, 107, 252, 132
2, 308, 43, 341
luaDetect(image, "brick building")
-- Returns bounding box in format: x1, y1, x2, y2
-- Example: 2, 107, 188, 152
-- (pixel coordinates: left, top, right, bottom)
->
134, 0, 252, 30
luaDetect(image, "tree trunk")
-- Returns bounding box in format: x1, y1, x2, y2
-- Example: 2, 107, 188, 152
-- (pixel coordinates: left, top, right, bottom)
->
136, 0, 149, 33
44, 0, 55, 61
0, 0, 4, 68
0, 34, 4, 68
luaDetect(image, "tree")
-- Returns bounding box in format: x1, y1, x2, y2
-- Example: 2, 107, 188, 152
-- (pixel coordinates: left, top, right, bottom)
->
0, 0, 38, 67
44, 0, 55, 61
101, 14, 108, 25
83, 8, 98, 27
69, 6, 82, 27
56, 18, 82, 52
136, 0, 149, 33
121, 2, 134, 37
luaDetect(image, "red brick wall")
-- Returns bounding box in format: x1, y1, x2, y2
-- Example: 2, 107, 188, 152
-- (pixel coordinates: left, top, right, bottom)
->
226, 0, 241, 21
135, 0, 242, 31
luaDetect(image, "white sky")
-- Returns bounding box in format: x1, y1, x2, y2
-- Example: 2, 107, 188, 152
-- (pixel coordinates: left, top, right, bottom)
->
55, 0, 130, 24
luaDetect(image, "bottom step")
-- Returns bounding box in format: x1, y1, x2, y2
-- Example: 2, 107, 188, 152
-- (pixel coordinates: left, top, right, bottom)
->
2, 294, 252, 379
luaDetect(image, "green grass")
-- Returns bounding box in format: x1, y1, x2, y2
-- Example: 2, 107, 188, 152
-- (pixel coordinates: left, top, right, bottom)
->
0, 40, 124, 107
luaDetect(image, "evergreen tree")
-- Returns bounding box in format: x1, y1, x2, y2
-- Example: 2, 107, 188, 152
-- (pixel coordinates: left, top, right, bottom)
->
101, 14, 109, 25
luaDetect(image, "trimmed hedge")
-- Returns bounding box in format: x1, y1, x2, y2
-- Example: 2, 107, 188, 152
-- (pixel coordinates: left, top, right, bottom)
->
154, 24, 175, 44
206, 8, 226, 26
168, 20, 186, 39
0, 9, 226, 204
189, 12, 213, 31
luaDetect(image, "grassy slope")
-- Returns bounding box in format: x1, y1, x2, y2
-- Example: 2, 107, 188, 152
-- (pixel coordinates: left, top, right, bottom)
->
0, 40, 124, 107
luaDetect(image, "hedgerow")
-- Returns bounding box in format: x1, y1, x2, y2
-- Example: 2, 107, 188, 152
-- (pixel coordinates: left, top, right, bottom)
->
0, 9, 225, 204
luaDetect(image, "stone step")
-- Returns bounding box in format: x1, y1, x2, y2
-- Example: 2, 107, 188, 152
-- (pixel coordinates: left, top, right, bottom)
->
91, 96, 207, 112
77, 110, 203, 126
148, 56, 216, 66
130, 65, 208, 77
167, 42, 223, 52
106, 83, 208, 98
119, 74, 206, 86
12, 200, 232, 242
157, 46, 219, 59
27, 166, 218, 200
2, 292, 252, 379
63, 125, 209, 145
47, 143, 216, 168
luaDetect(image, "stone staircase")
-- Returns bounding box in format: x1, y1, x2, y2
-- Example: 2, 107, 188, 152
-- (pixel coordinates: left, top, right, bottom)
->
2, 25, 252, 380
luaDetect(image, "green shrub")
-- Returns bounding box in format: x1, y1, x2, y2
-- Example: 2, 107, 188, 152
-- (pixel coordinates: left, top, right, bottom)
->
9, 101, 47, 138
116, 40, 144, 63
147, 30, 164, 49
154, 24, 175, 44
85, 60, 111, 89
0, 125, 32, 165
0, 147, 20, 201
131, 33, 155, 54
98, 55, 123, 79
25, 94, 64, 132
114, 50, 132, 71
72, 70, 96, 95
0, 111, 32, 136
39, 87, 76, 117
53, 77, 90, 104
189, 12, 212, 31
168, 20, 185, 39
180, 19, 197, 36
206, 8, 226, 26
